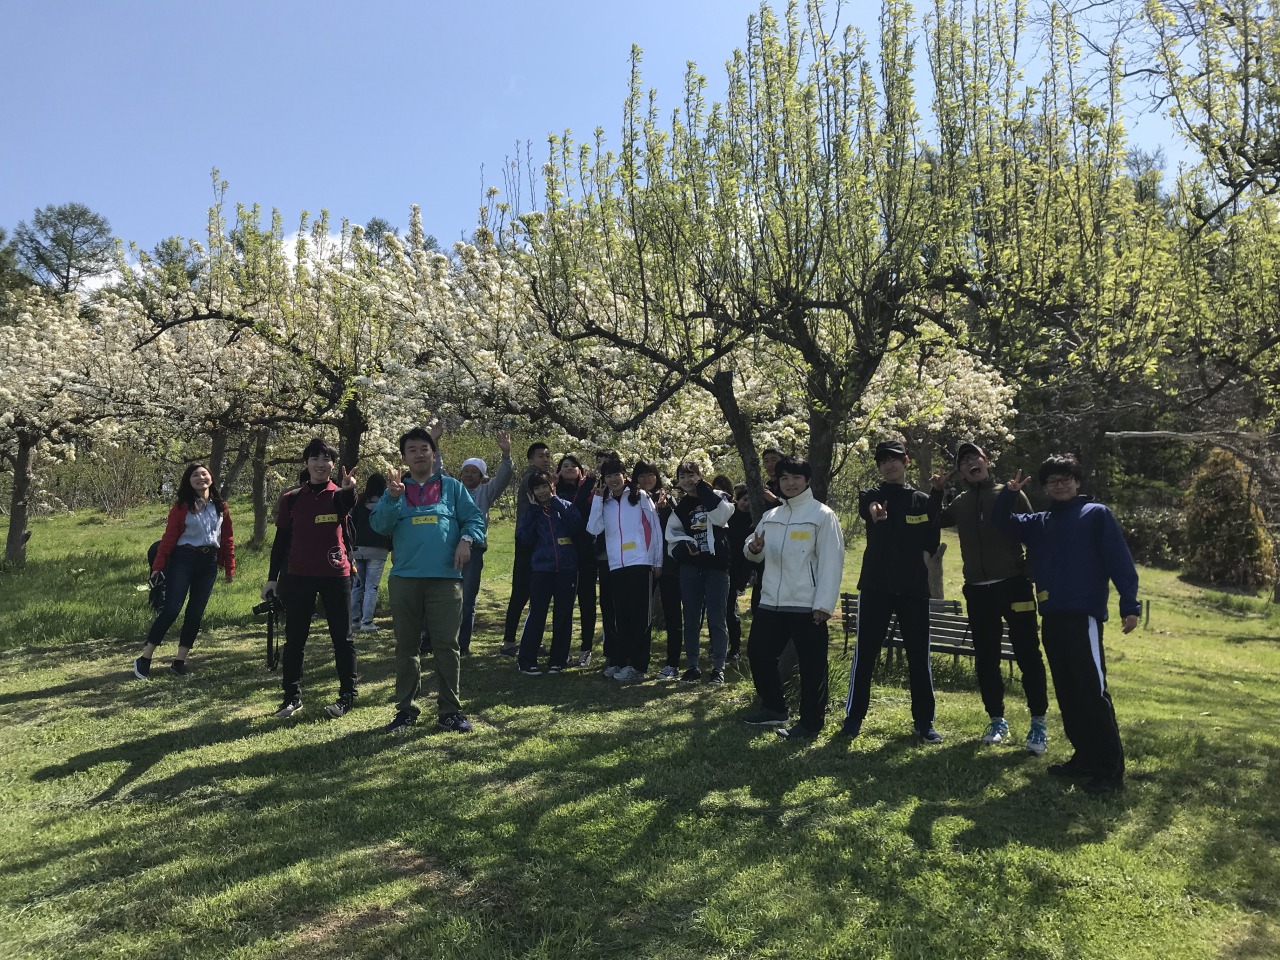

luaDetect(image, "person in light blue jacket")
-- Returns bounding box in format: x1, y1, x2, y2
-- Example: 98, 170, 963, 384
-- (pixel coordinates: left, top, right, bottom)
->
371, 427, 485, 734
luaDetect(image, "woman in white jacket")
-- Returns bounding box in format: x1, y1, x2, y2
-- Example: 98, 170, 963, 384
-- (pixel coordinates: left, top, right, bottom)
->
586, 457, 665, 681
742, 455, 845, 739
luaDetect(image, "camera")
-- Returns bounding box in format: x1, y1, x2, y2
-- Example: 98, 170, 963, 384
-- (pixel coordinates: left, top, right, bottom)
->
253, 595, 285, 616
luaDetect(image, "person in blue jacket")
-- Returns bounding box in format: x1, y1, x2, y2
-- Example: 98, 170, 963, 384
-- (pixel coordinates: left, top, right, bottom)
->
994, 452, 1140, 795
514, 469, 593, 675
371, 427, 485, 734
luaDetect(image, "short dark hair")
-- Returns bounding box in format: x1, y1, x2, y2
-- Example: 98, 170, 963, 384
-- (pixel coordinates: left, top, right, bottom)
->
733, 482, 748, 499
526, 442, 550, 461
776, 454, 812, 482
527, 470, 553, 494
599, 456, 626, 476
557, 454, 582, 473
398, 427, 436, 455
1037, 452, 1083, 486
761, 445, 784, 457
595, 448, 619, 463
675, 460, 702, 479
302, 437, 338, 462
712, 474, 733, 494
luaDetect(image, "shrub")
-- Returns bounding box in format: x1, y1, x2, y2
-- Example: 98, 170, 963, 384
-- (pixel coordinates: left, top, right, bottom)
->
1113, 505, 1188, 569
1183, 449, 1277, 589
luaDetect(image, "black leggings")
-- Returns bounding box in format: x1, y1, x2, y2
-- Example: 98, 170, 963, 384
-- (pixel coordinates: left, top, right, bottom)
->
281, 574, 357, 701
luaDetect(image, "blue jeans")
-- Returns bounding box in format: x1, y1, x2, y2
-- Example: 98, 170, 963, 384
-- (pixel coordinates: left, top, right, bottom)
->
679, 566, 730, 670
146, 546, 218, 649
350, 552, 388, 626
457, 547, 485, 652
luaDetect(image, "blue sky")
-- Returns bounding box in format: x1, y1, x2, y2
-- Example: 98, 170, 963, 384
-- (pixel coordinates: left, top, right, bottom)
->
1, 1, 1183, 253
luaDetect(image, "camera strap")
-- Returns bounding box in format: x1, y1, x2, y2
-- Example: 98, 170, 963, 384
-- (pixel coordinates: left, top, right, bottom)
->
266, 605, 280, 671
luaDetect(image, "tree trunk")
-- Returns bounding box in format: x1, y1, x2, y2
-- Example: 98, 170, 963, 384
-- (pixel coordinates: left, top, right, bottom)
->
208, 428, 228, 489
339, 397, 366, 468
926, 541, 946, 599
4, 435, 35, 566
710, 370, 770, 521
220, 436, 252, 496
250, 427, 271, 548
806, 405, 838, 504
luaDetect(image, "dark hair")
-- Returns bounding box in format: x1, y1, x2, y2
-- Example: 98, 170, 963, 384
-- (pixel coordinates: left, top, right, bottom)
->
776, 454, 812, 483
362, 473, 387, 501
598, 457, 630, 502
632, 459, 661, 506
175, 463, 224, 511
712, 474, 733, 495
733, 482, 749, 500
1037, 453, 1083, 486
557, 454, 582, 473
675, 460, 702, 480
594, 448, 619, 464
761, 445, 784, 457
398, 427, 437, 455
527, 469, 553, 492
526, 441, 550, 461
301, 437, 338, 462
297, 468, 311, 487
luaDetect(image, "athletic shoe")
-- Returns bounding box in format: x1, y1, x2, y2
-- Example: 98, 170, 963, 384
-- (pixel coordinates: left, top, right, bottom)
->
776, 723, 819, 741
547, 664, 564, 674
437, 712, 473, 733
658, 665, 679, 680
132, 657, 151, 680
1047, 757, 1088, 777
499, 644, 519, 658
1025, 719, 1049, 755
839, 717, 862, 738
169, 660, 189, 676
727, 648, 742, 662
1081, 776, 1123, 796
385, 711, 416, 733
679, 667, 702, 684
577, 650, 593, 668
613, 666, 644, 682
359, 623, 378, 633
706, 669, 726, 686
743, 706, 788, 726
325, 695, 355, 718
602, 664, 619, 679
518, 664, 543, 676
274, 697, 303, 719
981, 717, 1010, 745
917, 726, 944, 744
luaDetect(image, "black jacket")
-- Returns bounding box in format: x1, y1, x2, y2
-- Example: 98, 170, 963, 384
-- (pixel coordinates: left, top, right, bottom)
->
856, 482, 940, 597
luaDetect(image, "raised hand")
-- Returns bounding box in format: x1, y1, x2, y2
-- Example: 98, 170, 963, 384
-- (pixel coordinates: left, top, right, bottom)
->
496, 429, 511, 454
930, 470, 954, 492
1005, 469, 1030, 493
339, 466, 357, 491
428, 420, 445, 444
386, 472, 405, 498
869, 501, 889, 523
748, 528, 766, 554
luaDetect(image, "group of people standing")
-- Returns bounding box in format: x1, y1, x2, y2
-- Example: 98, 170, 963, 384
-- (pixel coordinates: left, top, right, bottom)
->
133, 427, 1140, 796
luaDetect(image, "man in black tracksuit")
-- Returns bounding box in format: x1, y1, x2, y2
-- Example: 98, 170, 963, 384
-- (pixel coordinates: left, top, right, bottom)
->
842, 440, 942, 742
930, 441, 1050, 753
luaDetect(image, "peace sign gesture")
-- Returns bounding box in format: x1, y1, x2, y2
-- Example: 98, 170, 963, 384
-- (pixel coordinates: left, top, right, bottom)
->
386, 472, 405, 498
338, 466, 357, 492
1004, 469, 1030, 493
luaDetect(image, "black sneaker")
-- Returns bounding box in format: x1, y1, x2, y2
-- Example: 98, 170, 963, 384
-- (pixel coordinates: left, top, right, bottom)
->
385, 711, 416, 733
917, 726, 944, 744
518, 664, 542, 676
1047, 758, 1091, 777
706, 669, 725, 686
169, 660, 188, 677
839, 717, 862, 738
547, 664, 565, 674
743, 706, 789, 726
499, 644, 519, 658
274, 697, 303, 719
437, 712, 473, 733
679, 667, 702, 684
325, 695, 355, 718
132, 656, 151, 680
776, 723, 819, 741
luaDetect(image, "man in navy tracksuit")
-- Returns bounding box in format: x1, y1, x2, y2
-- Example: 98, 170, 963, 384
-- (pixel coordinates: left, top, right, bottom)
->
843, 440, 943, 742
993, 453, 1140, 795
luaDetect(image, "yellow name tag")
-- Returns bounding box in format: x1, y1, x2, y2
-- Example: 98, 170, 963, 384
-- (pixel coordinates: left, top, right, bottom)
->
314, 514, 337, 524
1011, 600, 1037, 613
1036, 589, 1049, 602
557, 537, 573, 545
412, 515, 439, 525
905, 513, 929, 525
621, 541, 636, 551
789, 531, 811, 540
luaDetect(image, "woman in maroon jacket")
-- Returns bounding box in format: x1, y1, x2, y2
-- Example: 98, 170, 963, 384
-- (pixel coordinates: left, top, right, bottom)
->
133, 463, 235, 679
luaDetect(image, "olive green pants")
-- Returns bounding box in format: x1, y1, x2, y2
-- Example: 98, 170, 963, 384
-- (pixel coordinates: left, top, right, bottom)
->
389, 576, 463, 718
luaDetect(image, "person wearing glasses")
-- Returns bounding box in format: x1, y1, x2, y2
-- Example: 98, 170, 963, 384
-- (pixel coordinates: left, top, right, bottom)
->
994, 453, 1140, 796
929, 441, 1051, 754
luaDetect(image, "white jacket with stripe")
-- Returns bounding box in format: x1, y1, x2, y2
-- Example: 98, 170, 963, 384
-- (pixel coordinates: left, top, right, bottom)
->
586, 487, 664, 570
743, 487, 845, 615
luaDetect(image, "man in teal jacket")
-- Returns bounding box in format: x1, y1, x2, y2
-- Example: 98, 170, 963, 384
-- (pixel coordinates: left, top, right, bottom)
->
372, 427, 485, 733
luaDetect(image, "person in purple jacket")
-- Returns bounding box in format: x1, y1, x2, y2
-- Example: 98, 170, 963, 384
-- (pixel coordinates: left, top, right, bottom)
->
514, 469, 593, 675
994, 453, 1140, 796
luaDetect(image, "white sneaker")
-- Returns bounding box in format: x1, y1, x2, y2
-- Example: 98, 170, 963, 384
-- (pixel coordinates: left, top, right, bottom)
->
981, 717, 1010, 745
658, 665, 679, 680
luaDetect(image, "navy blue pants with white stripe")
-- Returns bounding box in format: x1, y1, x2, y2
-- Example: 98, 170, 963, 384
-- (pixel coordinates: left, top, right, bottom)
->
1041, 612, 1125, 780
844, 589, 935, 731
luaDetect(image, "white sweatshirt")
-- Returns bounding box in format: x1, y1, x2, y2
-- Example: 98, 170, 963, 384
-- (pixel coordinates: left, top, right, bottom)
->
743, 487, 846, 615
586, 487, 665, 571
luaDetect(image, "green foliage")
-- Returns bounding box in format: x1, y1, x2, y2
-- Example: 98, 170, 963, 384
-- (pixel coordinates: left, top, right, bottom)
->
1184, 449, 1277, 588
1114, 505, 1189, 569
12, 201, 115, 294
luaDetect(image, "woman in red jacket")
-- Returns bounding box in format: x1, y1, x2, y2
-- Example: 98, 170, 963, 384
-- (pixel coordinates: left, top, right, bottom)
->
132, 464, 235, 678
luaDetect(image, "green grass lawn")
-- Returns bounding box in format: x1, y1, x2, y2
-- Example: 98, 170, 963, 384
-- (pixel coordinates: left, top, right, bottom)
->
0, 504, 1277, 959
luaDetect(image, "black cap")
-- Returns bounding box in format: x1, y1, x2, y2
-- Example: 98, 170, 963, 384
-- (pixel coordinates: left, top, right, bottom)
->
956, 441, 986, 461
874, 440, 907, 461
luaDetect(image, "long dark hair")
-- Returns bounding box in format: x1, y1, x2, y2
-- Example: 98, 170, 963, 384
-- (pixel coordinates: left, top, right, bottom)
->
176, 463, 224, 511
631, 459, 662, 507
362, 473, 387, 502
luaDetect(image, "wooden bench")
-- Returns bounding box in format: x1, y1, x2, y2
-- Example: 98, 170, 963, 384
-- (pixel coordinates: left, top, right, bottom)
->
839, 592, 1018, 677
